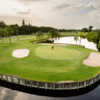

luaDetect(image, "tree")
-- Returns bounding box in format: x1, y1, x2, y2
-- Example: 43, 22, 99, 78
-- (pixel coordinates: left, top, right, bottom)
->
86, 32, 98, 43
88, 26, 93, 32
0, 21, 6, 28
0, 28, 6, 43
86, 31, 100, 51
81, 26, 93, 33
36, 31, 43, 40
74, 33, 79, 44
22, 19, 25, 26
77, 32, 86, 45
81, 28, 88, 32
0, 28, 5, 37
10, 24, 19, 40
4, 26, 14, 43
97, 41, 100, 51
48, 30, 60, 41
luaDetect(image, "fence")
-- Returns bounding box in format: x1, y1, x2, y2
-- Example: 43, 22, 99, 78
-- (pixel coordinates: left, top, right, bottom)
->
0, 74, 100, 90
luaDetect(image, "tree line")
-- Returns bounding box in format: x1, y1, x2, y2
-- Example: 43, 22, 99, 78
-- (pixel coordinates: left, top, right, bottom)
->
0, 20, 58, 38
0, 20, 100, 52
0, 20, 94, 38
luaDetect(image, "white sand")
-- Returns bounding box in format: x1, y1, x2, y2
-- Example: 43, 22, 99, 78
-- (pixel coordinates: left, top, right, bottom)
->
12, 49, 29, 58
83, 52, 100, 67
58, 80, 74, 83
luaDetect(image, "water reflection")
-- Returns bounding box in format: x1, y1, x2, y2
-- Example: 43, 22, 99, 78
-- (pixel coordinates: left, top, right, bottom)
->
0, 80, 100, 99
0, 83, 100, 100
54, 37, 97, 51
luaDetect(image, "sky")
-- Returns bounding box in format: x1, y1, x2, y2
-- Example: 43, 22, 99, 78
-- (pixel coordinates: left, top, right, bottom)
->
0, 0, 100, 29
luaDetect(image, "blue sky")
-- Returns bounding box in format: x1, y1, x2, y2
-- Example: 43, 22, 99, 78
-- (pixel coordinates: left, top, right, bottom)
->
0, 0, 100, 29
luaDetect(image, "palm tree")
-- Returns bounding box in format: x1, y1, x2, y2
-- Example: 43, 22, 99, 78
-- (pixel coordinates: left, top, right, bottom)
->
74, 33, 78, 45
78, 32, 86, 45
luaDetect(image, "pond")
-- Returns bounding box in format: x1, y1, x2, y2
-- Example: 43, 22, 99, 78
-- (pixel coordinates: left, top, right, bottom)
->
54, 37, 97, 51
0, 83, 100, 100
0, 36, 100, 100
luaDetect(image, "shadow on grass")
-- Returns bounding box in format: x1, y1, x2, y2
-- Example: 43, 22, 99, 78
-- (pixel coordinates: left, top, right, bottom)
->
0, 79, 99, 97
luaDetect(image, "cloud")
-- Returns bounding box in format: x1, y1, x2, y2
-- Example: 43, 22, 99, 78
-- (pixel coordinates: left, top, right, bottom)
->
14, 7, 31, 15
53, 0, 96, 15
53, 4, 70, 10
21, 0, 48, 1
0, 0, 100, 29
92, 0, 100, 9
17, 0, 49, 3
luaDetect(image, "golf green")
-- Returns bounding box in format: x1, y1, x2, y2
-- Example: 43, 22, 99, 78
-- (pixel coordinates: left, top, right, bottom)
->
35, 46, 81, 60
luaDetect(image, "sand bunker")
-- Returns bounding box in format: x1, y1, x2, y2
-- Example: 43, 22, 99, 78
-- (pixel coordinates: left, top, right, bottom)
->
12, 49, 29, 58
83, 52, 100, 67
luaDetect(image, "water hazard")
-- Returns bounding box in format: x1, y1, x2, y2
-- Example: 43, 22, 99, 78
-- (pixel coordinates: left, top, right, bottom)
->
0, 82, 100, 100
54, 37, 97, 51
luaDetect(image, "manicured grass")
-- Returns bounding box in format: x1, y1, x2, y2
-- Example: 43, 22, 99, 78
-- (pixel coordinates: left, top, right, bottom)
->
0, 34, 49, 44
36, 46, 81, 60
0, 35, 34, 43
0, 40, 100, 82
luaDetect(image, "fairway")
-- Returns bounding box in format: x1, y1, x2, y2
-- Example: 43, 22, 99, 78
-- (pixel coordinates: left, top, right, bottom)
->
0, 40, 100, 82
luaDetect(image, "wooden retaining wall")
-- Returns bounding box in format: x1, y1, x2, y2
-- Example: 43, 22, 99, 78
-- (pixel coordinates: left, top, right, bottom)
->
0, 74, 100, 90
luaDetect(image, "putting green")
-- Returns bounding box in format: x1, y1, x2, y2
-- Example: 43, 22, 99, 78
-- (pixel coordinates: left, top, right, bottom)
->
35, 45, 81, 60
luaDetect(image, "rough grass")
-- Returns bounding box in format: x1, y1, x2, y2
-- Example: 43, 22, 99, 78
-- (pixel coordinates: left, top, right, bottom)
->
0, 40, 100, 82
